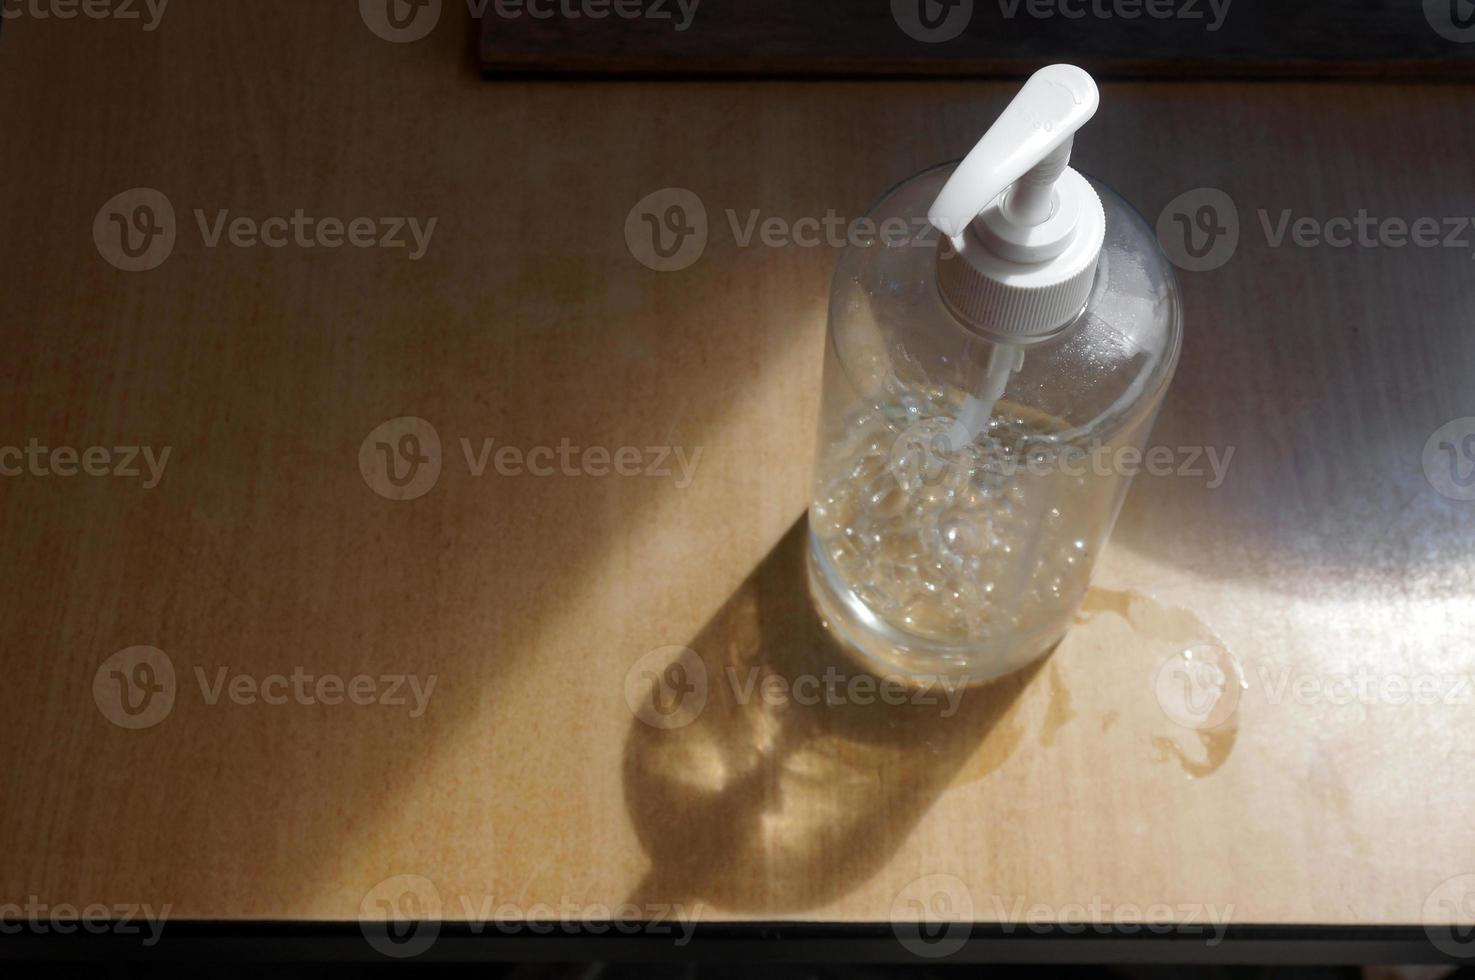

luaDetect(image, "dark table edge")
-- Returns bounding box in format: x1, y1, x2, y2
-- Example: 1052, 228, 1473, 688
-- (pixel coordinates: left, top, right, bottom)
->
2, 921, 1471, 964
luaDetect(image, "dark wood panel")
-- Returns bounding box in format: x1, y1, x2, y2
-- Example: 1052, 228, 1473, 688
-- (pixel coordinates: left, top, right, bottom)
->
478, 0, 1475, 78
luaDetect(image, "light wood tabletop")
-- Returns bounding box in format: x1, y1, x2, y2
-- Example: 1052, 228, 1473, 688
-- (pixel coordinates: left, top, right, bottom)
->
2, 0, 1475, 944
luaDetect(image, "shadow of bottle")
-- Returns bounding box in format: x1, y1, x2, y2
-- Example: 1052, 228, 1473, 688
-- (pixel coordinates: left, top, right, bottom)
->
621, 515, 1040, 915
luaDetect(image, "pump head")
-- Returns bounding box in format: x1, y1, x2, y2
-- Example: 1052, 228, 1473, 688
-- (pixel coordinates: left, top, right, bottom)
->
929, 65, 1105, 339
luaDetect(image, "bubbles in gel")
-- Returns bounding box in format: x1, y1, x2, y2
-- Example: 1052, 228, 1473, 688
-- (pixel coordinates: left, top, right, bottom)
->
810, 357, 1117, 660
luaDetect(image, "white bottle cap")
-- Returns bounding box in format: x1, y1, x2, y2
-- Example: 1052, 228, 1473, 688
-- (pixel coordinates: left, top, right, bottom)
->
928, 65, 1105, 339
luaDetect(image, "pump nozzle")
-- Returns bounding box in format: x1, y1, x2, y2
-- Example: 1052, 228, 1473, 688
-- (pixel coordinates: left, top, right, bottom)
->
929, 65, 1099, 243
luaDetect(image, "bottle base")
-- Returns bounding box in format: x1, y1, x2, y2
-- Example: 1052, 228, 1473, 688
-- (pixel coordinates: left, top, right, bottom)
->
806, 526, 1065, 686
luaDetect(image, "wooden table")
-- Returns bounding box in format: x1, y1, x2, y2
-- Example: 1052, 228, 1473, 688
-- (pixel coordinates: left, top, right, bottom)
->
3, 0, 1474, 963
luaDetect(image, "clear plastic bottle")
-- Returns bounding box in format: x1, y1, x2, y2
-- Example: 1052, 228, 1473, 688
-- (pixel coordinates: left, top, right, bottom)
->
808, 66, 1182, 684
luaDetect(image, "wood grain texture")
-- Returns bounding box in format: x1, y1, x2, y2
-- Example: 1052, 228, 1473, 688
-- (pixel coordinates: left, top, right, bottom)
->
479, 0, 1475, 79
1, 0, 1474, 933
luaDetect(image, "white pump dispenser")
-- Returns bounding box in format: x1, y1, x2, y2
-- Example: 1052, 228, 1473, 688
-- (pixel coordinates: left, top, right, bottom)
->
930, 63, 1105, 337
928, 64, 1106, 440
